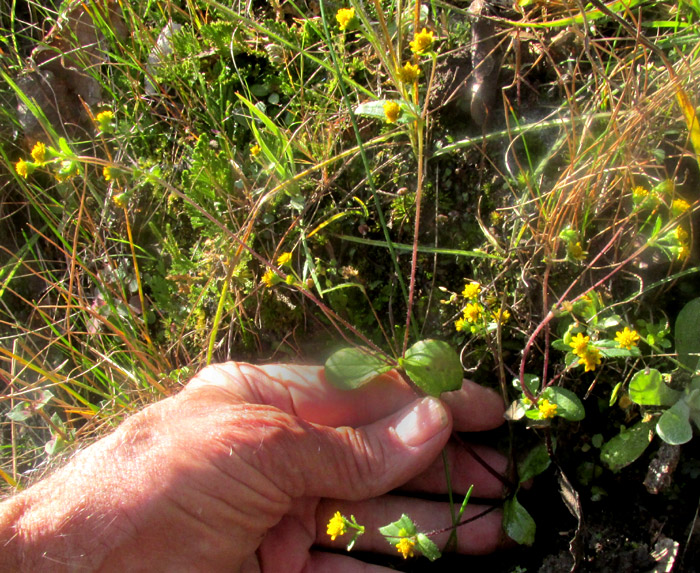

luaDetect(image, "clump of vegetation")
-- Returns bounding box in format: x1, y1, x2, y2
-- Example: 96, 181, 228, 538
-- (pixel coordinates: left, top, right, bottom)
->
2, 0, 700, 569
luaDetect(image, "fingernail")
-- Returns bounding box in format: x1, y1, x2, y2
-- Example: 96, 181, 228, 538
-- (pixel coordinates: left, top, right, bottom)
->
395, 397, 449, 447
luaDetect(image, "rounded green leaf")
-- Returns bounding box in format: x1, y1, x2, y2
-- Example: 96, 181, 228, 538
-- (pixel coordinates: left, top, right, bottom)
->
600, 419, 656, 471
657, 400, 693, 445
503, 496, 536, 546
541, 386, 585, 421
401, 339, 463, 397
324, 347, 393, 391
629, 368, 680, 406
675, 297, 700, 371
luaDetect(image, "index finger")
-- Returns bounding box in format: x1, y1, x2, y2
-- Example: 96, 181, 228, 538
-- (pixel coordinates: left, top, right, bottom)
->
185, 362, 504, 430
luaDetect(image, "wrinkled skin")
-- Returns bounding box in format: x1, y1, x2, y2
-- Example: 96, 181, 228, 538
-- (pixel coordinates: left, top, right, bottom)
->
0, 362, 508, 572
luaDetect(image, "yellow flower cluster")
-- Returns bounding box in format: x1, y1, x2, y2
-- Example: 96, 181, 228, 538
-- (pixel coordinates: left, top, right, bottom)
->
31, 141, 46, 164
410, 28, 434, 55
384, 101, 400, 123
672, 198, 691, 217
463, 302, 483, 323
336, 7, 355, 31
396, 536, 416, 559
462, 281, 481, 300
538, 398, 558, 419
614, 327, 640, 350
567, 241, 586, 261
262, 269, 276, 287
327, 511, 347, 541
397, 61, 420, 83
277, 252, 292, 266
569, 332, 601, 372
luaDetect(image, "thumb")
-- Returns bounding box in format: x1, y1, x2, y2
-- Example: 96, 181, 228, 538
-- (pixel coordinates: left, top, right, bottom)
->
283, 396, 452, 500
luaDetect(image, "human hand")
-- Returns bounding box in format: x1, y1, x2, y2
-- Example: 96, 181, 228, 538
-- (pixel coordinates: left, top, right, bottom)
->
0, 362, 508, 571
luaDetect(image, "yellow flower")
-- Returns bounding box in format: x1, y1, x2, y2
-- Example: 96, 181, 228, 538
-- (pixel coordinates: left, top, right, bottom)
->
579, 347, 602, 372
396, 537, 416, 559
277, 252, 292, 266
678, 242, 690, 261
327, 511, 347, 541
567, 241, 586, 261
384, 101, 400, 123
251, 144, 261, 157
262, 269, 276, 287
31, 142, 46, 164
455, 317, 466, 332
95, 110, 114, 133
614, 327, 640, 350
632, 186, 648, 199
462, 282, 481, 300
103, 165, 116, 181
491, 308, 511, 324
112, 193, 128, 208
672, 198, 691, 216
568, 333, 590, 357
538, 399, 558, 419
15, 159, 31, 178
410, 28, 434, 55
463, 302, 483, 323
336, 7, 355, 31
397, 61, 420, 83
675, 226, 689, 243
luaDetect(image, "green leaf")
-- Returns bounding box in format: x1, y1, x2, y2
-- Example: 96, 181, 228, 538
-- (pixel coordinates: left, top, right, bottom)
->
628, 369, 681, 406
503, 496, 536, 545
513, 373, 540, 394
379, 514, 417, 539
541, 386, 585, 421
6, 402, 33, 422
415, 533, 441, 561
600, 419, 656, 471
551, 339, 570, 352
675, 297, 700, 371
324, 347, 393, 391
657, 400, 693, 445
518, 443, 551, 483
401, 340, 463, 397
595, 339, 641, 358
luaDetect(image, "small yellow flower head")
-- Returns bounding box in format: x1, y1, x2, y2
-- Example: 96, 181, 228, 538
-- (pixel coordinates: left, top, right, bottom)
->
103, 165, 117, 181
15, 159, 33, 178
410, 28, 434, 55
112, 192, 128, 208
327, 511, 347, 541
336, 7, 355, 31
579, 347, 602, 372
632, 185, 648, 199
678, 242, 691, 261
384, 101, 401, 123
455, 317, 466, 332
675, 226, 689, 243
397, 61, 420, 83
569, 333, 590, 357
491, 308, 511, 324
538, 398, 558, 419
614, 326, 640, 350
463, 302, 483, 323
567, 241, 586, 261
396, 537, 416, 559
250, 144, 261, 157
277, 252, 292, 266
95, 110, 115, 133
284, 274, 295, 285
262, 269, 277, 288
462, 282, 481, 300
31, 142, 47, 164
672, 198, 691, 216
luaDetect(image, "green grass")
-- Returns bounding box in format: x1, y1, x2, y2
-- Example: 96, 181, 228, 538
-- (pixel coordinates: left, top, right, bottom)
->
2, 0, 700, 565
